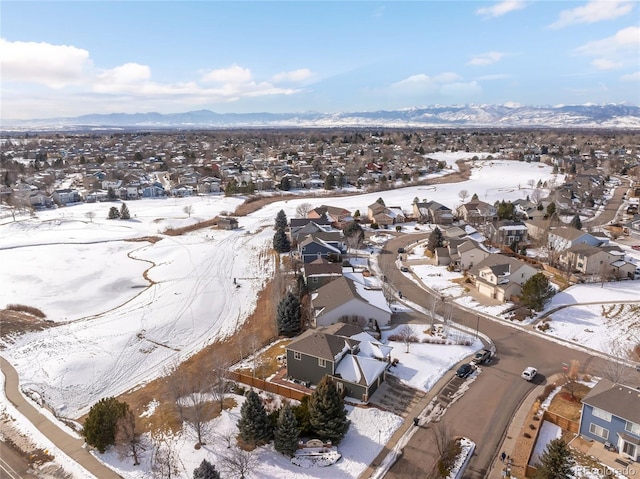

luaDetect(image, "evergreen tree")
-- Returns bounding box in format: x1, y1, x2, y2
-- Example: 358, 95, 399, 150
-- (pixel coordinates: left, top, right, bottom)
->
375, 197, 385, 206
324, 173, 336, 190
193, 459, 220, 479
237, 390, 272, 446
120, 202, 131, 220
496, 200, 515, 220
427, 227, 444, 253
274, 405, 299, 457
83, 397, 129, 453
308, 376, 350, 444
272, 228, 291, 253
277, 292, 301, 337
295, 274, 308, 300
569, 214, 582, 230
280, 177, 291, 191
275, 209, 288, 230
546, 202, 556, 218
107, 187, 117, 200
108, 206, 121, 219
293, 396, 313, 436
521, 273, 555, 311
471, 193, 479, 200
533, 438, 574, 479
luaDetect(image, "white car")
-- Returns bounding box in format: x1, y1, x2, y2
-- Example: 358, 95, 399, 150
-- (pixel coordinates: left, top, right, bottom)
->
521, 367, 537, 381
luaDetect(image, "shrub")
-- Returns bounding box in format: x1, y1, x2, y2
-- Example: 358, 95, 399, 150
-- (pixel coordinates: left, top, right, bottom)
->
524, 432, 532, 438
537, 384, 556, 403
5, 304, 46, 318
529, 424, 536, 430
437, 439, 462, 478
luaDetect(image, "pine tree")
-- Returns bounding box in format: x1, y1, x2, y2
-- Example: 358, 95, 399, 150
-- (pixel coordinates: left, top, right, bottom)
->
272, 228, 291, 253
569, 214, 582, 230
83, 397, 129, 453
120, 202, 131, 220
296, 274, 307, 300
193, 459, 220, 479
274, 405, 299, 457
293, 396, 312, 436
275, 209, 288, 230
521, 273, 555, 311
107, 187, 117, 200
308, 376, 350, 444
546, 202, 556, 218
277, 292, 301, 337
533, 438, 574, 479
427, 227, 444, 253
324, 173, 336, 190
237, 390, 272, 446
108, 206, 121, 219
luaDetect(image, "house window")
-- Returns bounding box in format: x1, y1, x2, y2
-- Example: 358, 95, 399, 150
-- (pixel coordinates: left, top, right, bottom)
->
318, 358, 326, 368
625, 421, 640, 436
589, 423, 609, 440
592, 408, 612, 422
293, 351, 301, 361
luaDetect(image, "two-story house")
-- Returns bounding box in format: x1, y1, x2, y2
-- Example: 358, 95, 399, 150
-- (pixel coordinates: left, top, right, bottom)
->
486, 220, 529, 249
467, 254, 538, 302
286, 323, 392, 403
579, 379, 640, 461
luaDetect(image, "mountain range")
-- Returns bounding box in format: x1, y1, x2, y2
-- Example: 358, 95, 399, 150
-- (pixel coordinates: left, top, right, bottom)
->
3, 104, 640, 130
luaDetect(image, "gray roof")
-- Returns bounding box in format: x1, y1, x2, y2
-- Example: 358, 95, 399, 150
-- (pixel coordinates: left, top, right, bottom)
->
468, 253, 536, 278
582, 378, 640, 425
286, 330, 359, 360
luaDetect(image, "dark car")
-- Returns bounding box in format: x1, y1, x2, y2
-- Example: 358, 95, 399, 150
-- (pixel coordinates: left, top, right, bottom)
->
397, 247, 405, 253
400, 266, 409, 272
456, 363, 474, 378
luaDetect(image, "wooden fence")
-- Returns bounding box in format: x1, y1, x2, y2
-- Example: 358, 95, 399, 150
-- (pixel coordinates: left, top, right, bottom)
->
228, 371, 309, 401
542, 410, 580, 433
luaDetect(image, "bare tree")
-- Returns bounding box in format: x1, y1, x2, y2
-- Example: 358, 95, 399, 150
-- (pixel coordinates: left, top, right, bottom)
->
210, 360, 233, 411
85, 211, 96, 222
527, 179, 536, 190
428, 293, 442, 333
151, 431, 182, 479
442, 301, 454, 337
592, 338, 635, 384
430, 419, 454, 456
220, 446, 258, 479
398, 324, 417, 353
295, 202, 313, 218
458, 189, 469, 204
183, 205, 193, 217
345, 231, 364, 259
115, 408, 147, 466
531, 187, 544, 205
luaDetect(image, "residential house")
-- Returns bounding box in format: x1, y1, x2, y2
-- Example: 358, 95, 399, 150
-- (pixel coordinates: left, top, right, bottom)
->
547, 226, 602, 255
308, 205, 352, 227
311, 274, 391, 328
285, 323, 392, 402
579, 379, 640, 461
28, 191, 53, 208
52, 188, 81, 205
84, 190, 109, 203
298, 235, 344, 263
425, 201, 454, 225
302, 259, 343, 291
367, 201, 405, 226
141, 183, 166, 198
564, 243, 628, 277
451, 240, 490, 271
217, 217, 238, 230
486, 220, 529, 248
457, 199, 497, 225
290, 221, 330, 244
468, 254, 538, 302
623, 214, 640, 239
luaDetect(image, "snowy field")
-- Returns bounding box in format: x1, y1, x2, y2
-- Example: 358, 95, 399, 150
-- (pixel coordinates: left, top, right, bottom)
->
9, 153, 639, 478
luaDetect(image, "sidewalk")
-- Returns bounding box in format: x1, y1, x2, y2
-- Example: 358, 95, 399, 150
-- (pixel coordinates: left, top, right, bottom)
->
0, 356, 122, 479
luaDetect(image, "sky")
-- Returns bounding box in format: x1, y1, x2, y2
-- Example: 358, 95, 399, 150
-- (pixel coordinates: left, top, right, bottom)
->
1, 0, 639, 120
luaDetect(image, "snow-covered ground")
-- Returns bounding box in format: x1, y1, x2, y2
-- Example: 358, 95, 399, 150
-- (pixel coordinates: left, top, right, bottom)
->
3, 154, 637, 478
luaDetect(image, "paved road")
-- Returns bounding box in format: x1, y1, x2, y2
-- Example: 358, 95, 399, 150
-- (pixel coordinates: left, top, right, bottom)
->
377, 235, 597, 479
584, 176, 630, 227
0, 357, 121, 479
0, 441, 36, 479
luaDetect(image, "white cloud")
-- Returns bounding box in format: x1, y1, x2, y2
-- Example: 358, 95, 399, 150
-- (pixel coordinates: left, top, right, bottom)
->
590, 58, 622, 70
272, 68, 313, 83
476, 1, 526, 18
391, 72, 462, 92
468, 51, 506, 66
476, 73, 512, 80
201, 64, 252, 84
549, 0, 635, 29
575, 26, 640, 56
0, 38, 91, 88
621, 71, 640, 81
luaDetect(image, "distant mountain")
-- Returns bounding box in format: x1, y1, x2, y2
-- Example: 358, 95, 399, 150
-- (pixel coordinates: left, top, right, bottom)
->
4, 104, 640, 130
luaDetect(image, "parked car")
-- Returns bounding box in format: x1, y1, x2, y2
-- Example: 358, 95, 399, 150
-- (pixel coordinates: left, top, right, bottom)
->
397, 247, 405, 253
521, 366, 537, 381
471, 349, 492, 365
456, 363, 474, 378
400, 266, 409, 272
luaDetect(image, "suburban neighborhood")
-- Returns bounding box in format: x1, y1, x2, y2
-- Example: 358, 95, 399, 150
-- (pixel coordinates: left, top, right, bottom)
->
1, 128, 640, 479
